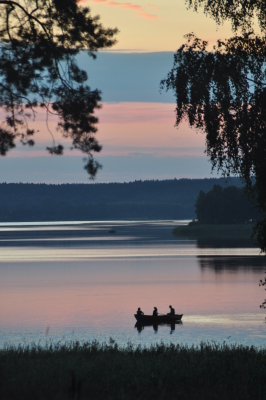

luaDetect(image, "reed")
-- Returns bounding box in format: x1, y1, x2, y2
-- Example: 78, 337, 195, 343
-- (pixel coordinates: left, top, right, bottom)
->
0, 341, 266, 399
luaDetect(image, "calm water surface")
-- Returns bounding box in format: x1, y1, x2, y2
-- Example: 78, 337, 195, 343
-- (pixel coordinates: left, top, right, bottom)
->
0, 221, 265, 348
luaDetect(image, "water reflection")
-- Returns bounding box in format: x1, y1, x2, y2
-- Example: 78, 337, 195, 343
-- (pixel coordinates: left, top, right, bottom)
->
198, 256, 266, 273
135, 321, 182, 334
196, 238, 255, 248
0, 221, 265, 348
0, 220, 182, 249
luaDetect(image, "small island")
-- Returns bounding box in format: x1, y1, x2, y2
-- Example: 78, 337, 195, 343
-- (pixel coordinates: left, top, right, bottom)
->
173, 185, 261, 244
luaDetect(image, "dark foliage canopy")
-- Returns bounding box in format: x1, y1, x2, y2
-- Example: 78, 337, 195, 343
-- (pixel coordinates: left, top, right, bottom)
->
161, 0, 266, 252
0, 0, 118, 178
185, 0, 266, 34
195, 185, 261, 224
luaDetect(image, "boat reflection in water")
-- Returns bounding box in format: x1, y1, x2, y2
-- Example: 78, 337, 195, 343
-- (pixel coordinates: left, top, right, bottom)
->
135, 321, 183, 334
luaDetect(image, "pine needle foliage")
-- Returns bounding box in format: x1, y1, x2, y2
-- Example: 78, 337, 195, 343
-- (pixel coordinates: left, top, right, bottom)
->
0, 0, 118, 178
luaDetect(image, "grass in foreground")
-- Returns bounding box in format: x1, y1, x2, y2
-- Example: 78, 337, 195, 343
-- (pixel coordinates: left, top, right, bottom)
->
0, 341, 266, 399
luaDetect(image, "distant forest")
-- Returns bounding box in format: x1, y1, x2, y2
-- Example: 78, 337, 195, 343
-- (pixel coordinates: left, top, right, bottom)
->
0, 178, 243, 222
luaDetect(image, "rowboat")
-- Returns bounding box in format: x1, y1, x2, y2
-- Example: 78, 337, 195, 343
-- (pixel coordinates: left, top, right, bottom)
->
134, 314, 183, 323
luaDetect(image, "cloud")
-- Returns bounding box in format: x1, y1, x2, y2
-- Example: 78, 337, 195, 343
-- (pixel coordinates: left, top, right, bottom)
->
92, 0, 157, 20
108, 1, 142, 11
138, 11, 157, 20
147, 3, 161, 11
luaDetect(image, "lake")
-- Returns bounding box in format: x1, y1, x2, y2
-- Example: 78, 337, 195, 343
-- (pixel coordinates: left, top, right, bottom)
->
0, 221, 265, 348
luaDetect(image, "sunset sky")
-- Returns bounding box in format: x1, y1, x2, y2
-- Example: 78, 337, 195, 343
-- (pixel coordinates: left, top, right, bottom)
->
0, 0, 234, 183
86, 0, 232, 51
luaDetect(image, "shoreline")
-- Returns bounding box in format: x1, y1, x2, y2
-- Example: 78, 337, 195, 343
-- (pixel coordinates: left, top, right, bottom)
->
173, 223, 255, 241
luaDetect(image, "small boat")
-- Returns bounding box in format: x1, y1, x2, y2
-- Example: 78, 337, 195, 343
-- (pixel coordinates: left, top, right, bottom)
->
134, 314, 183, 323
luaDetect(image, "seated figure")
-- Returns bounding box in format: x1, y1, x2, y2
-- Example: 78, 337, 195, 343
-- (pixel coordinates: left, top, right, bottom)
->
136, 307, 144, 316
167, 305, 175, 316
153, 307, 158, 316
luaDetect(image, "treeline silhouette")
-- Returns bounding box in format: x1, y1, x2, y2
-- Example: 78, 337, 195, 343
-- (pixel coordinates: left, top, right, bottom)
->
195, 185, 261, 224
0, 178, 243, 222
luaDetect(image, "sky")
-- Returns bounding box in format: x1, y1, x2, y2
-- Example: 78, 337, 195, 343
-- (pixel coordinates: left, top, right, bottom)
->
86, 0, 233, 52
0, 0, 234, 183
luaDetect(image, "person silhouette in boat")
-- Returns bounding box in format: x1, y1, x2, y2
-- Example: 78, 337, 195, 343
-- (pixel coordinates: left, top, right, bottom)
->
167, 305, 175, 316
136, 307, 144, 316
153, 307, 158, 317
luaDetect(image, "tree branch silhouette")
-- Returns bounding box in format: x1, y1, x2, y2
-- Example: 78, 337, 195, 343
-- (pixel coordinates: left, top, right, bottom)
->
0, 0, 118, 178
161, 14, 266, 247
162, 0, 266, 308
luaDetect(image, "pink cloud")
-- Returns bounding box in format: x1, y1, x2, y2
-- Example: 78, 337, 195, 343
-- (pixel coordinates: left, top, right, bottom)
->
138, 11, 157, 20
147, 3, 161, 11
108, 1, 142, 11
92, 0, 157, 20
